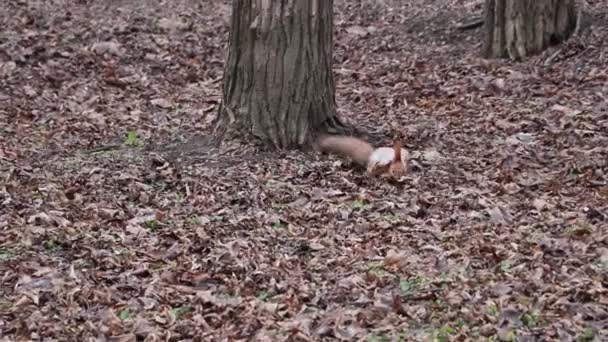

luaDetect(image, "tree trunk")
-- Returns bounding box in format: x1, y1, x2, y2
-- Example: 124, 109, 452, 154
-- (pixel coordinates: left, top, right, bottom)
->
483, 0, 577, 60
215, 0, 347, 149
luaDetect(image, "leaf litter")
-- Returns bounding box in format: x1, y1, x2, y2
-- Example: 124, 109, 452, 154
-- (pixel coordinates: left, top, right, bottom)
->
1, 0, 607, 340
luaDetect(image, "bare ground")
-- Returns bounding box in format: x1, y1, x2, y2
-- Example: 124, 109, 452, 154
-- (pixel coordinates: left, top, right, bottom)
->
1, 0, 607, 341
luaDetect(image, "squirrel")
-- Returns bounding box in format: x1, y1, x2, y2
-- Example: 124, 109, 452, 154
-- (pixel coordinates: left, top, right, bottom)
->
316, 134, 407, 178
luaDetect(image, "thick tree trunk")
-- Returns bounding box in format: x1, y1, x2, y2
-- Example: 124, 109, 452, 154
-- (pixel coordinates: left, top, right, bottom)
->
215, 0, 347, 149
483, 0, 577, 59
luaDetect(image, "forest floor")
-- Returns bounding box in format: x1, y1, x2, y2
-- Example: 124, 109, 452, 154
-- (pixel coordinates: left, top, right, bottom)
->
1, 0, 608, 341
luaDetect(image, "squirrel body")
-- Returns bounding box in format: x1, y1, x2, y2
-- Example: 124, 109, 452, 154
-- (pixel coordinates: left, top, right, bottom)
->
317, 134, 407, 178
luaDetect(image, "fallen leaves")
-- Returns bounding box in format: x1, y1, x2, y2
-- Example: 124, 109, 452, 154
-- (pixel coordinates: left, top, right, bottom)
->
0, 0, 607, 341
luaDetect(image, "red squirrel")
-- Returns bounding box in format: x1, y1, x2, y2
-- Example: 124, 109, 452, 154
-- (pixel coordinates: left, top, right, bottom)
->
316, 134, 407, 178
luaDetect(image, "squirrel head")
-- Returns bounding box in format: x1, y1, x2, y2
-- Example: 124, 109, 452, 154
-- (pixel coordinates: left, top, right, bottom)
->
389, 159, 406, 178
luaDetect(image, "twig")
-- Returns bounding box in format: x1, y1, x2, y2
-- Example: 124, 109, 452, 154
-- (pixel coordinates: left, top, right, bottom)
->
86, 144, 122, 154
544, 48, 562, 65
456, 17, 484, 31
396, 226, 441, 241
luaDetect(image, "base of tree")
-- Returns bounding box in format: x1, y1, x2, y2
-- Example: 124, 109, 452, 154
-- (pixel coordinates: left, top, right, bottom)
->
215, 0, 344, 150
212, 104, 354, 148
483, 0, 577, 59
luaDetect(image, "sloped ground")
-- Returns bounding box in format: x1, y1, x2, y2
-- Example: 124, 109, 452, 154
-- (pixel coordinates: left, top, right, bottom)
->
1, 0, 607, 340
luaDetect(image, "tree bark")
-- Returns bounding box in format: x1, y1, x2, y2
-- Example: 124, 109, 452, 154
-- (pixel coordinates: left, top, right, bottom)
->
215, 0, 347, 149
483, 0, 577, 60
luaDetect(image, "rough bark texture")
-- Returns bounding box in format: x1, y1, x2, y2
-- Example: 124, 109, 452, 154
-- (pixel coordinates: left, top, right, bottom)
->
483, 0, 577, 59
215, 0, 347, 148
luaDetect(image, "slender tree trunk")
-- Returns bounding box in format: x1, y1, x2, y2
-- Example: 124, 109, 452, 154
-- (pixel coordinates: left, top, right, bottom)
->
215, 0, 347, 149
483, 0, 577, 59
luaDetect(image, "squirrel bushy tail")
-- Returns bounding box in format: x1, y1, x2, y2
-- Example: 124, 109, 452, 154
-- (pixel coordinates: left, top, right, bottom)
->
316, 134, 374, 166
